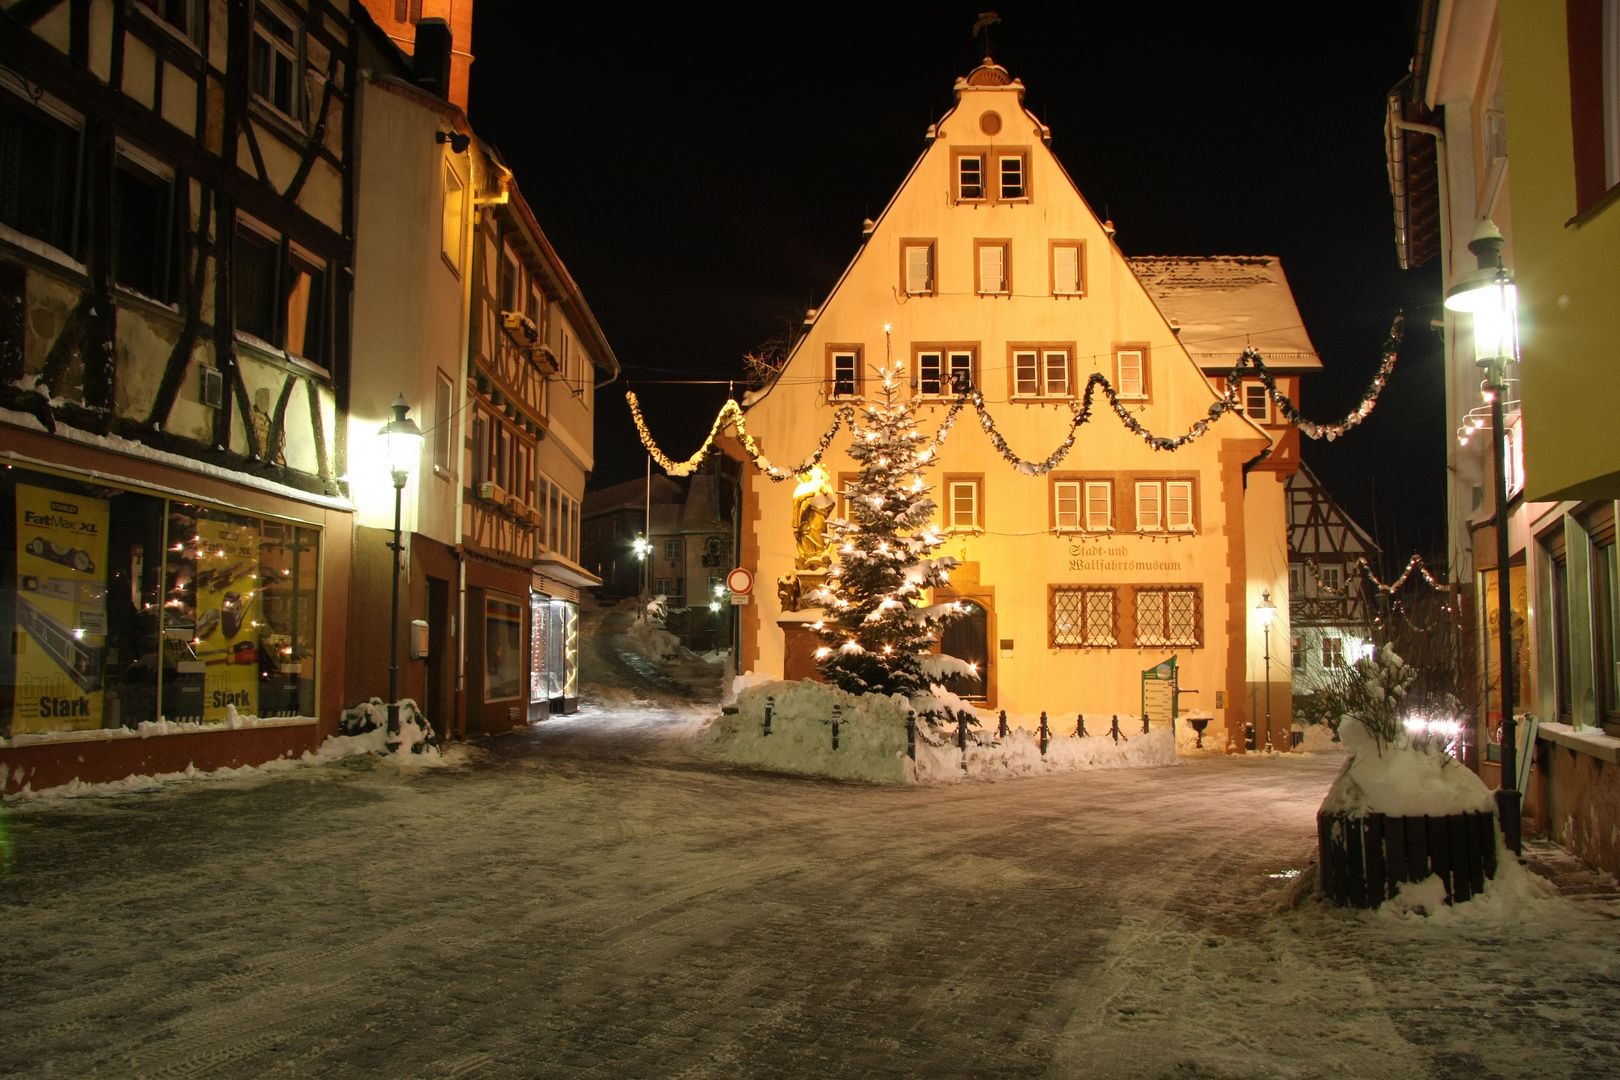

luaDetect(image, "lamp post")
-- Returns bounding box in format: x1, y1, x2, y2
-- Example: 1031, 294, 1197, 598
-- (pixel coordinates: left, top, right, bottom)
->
379, 393, 423, 739
1445, 219, 1522, 855
1255, 589, 1278, 752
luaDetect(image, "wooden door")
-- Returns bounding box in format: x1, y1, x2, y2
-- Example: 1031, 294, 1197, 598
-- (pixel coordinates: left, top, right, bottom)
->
941, 600, 989, 701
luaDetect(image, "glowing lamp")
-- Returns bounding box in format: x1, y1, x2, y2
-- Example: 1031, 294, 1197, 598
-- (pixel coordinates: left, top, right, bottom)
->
1444, 220, 1519, 369
379, 394, 424, 485
1252, 589, 1277, 627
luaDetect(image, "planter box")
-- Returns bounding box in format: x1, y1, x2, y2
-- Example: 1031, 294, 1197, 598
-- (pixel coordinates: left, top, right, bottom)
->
1317, 809, 1499, 908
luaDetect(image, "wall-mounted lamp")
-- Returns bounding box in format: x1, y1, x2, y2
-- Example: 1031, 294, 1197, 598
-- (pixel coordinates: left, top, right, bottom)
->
436, 130, 471, 154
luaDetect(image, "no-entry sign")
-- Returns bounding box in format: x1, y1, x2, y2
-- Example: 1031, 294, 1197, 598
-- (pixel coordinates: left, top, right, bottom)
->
726, 567, 754, 595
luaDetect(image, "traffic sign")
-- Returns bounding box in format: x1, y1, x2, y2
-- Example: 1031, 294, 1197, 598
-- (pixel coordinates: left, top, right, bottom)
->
726, 567, 754, 595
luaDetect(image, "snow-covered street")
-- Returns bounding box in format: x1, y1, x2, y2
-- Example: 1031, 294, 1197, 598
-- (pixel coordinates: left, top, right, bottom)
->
2, 701, 1617, 1079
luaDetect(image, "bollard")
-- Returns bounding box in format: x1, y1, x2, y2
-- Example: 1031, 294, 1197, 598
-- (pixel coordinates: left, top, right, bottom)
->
1110, 715, 1123, 743
998, 709, 1008, 739
1142, 714, 1151, 735
1076, 714, 1086, 738
907, 710, 916, 760
764, 695, 774, 737
1039, 711, 1050, 756
957, 711, 968, 751
831, 703, 841, 751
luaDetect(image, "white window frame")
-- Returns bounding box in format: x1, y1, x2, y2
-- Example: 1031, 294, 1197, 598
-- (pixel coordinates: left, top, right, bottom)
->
1054, 481, 1081, 532
947, 480, 981, 532
1052, 243, 1082, 295
977, 242, 1008, 295
1323, 636, 1346, 670
1013, 350, 1040, 397
904, 243, 934, 295
664, 539, 681, 560
917, 351, 943, 396
1044, 349, 1070, 397
1321, 565, 1342, 591
958, 154, 985, 200
1244, 382, 1271, 422
947, 350, 975, 392
998, 154, 1026, 200
1116, 350, 1145, 399
1085, 481, 1112, 532
1135, 482, 1162, 532
830, 351, 859, 398
1166, 481, 1194, 532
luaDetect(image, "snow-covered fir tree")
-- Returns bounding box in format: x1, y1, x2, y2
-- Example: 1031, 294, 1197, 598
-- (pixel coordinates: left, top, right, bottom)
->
809, 361, 968, 699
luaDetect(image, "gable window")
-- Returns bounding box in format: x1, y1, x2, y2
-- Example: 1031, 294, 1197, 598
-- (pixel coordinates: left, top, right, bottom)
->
1052, 586, 1117, 648
902, 241, 935, 296
944, 476, 983, 532
1244, 382, 1270, 421
976, 241, 1008, 295
0, 97, 78, 254
1053, 480, 1081, 531
1051, 241, 1084, 296
1135, 482, 1161, 532
135, 0, 198, 40
958, 154, 985, 200
442, 161, 465, 272
1114, 346, 1148, 400
113, 154, 177, 303
1085, 481, 1113, 532
1135, 587, 1202, 647
827, 344, 862, 398
251, 2, 302, 122
998, 154, 1026, 199
433, 371, 454, 475
1166, 481, 1194, 530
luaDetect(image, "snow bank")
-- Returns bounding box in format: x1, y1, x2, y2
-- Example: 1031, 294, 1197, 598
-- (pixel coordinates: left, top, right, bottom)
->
624, 615, 682, 663
0, 706, 314, 748
1299, 723, 1342, 754
1320, 719, 1494, 818
1376, 855, 1558, 923
705, 680, 1178, 785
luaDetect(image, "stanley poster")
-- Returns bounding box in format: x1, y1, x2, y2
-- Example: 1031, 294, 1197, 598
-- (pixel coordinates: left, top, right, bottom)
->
194, 518, 260, 722
13, 484, 110, 734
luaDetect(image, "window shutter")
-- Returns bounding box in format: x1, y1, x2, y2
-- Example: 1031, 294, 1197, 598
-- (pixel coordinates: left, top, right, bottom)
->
1014, 351, 1039, 396
1054, 481, 1080, 530
906, 245, 932, 294
1044, 350, 1069, 396
979, 245, 1005, 293
1166, 481, 1194, 530
1135, 482, 1161, 531
1053, 244, 1080, 294
1117, 350, 1144, 397
1085, 481, 1112, 531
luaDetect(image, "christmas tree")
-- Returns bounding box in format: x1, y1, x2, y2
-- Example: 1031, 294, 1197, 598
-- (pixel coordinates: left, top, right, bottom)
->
809, 361, 969, 699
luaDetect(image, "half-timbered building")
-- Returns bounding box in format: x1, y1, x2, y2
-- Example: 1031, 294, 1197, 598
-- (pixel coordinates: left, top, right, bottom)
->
1286, 463, 1378, 694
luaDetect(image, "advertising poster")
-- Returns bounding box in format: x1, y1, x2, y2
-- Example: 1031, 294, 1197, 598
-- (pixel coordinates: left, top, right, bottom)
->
13, 484, 110, 734
194, 518, 260, 722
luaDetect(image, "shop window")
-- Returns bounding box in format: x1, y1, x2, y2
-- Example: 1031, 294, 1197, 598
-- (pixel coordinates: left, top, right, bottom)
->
0, 90, 79, 255
483, 593, 524, 702
1051, 586, 1117, 648
251, 2, 303, 123
0, 468, 321, 738
113, 156, 178, 303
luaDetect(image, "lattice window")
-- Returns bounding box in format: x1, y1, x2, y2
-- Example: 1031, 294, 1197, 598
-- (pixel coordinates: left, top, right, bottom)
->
1052, 586, 1118, 648
1134, 587, 1201, 647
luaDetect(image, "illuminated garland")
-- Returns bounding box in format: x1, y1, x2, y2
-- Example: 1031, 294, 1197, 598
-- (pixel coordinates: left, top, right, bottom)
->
1306, 553, 1449, 597
627, 391, 858, 481
1234, 315, 1406, 442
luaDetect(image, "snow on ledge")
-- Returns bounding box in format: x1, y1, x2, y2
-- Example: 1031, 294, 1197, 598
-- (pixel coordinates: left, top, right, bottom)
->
1, 709, 317, 749
1536, 721, 1620, 764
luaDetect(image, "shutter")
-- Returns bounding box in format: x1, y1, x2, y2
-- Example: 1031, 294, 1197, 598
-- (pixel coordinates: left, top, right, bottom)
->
1053, 244, 1079, 294
1118, 351, 1144, 397
1166, 481, 1194, 530
1045, 350, 1069, 396
1054, 482, 1080, 530
1135, 482, 1161, 531
1014, 351, 1039, 395
980, 245, 1004, 293
906, 245, 931, 294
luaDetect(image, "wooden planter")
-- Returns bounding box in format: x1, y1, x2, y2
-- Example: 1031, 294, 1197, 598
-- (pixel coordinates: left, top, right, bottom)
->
1317, 810, 1499, 908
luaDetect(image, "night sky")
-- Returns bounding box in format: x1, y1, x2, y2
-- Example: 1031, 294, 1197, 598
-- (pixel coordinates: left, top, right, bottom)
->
468, 3, 1446, 565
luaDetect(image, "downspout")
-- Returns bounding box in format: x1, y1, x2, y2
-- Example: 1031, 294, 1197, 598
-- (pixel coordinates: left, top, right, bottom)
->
450, 139, 485, 741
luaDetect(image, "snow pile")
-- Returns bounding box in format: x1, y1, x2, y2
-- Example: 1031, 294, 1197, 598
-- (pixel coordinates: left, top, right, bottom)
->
338, 697, 442, 760
1320, 719, 1494, 818
624, 615, 682, 664
705, 680, 1178, 785
1299, 723, 1342, 754
0, 709, 315, 747
1173, 710, 1218, 754
1377, 856, 1558, 922
723, 670, 771, 708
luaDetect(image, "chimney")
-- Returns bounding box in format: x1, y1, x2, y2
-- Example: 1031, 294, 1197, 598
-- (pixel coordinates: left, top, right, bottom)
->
412, 18, 452, 100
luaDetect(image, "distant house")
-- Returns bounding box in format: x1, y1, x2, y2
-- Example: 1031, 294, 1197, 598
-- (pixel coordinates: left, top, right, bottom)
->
1286, 463, 1379, 696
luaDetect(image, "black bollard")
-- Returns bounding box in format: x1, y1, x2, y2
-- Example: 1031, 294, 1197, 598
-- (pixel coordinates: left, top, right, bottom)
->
1039, 711, 1050, 755
907, 710, 916, 760
1142, 714, 1151, 735
998, 710, 1008, 739
764, 696, 774, 737
957, 711, 968, 751
1110, 715, 1123, 743
1076, 714, 1086, 738
832, 703, 841, 751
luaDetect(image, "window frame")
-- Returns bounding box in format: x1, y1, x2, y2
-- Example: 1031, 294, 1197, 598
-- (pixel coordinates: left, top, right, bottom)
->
974, 238, 1010, 296
1085, 480, 1113, 533
134, 0, 201, 47
1052, 479, 1082, 532
1113, 342, 1151, 402
433, 370, 454, 478
1165, 480, 1195, 532
912, 343, 978, 398
954, 150, 987, 202
826, 343, 863, 399
441, 158, 465, 275
1244, 381, 1272, 423
664, 538, 682, 561
1007, 343, 1074, 400
1132, 585, 1203, 648
900, 239, 936, 296
997, 152, 1029, 201
1050, 239, 1085, 297
1135, 481, 1162, 532
111, 148, 179, 304
942, 474, 984, 533
1050, 585, 1119, 649
250, 0, 304, 125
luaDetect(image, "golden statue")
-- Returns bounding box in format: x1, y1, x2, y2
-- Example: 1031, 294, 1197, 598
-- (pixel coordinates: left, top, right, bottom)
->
791, 464, 835, 572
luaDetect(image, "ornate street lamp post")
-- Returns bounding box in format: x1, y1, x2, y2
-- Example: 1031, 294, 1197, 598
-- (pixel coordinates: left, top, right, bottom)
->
379, 394, 423, 737
1445, 219, 1522, 854
1254, 589, 1278, 752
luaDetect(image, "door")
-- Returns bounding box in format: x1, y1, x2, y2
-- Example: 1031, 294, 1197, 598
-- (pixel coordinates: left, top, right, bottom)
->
940, 599, 989, 701
426, 576, 449, 741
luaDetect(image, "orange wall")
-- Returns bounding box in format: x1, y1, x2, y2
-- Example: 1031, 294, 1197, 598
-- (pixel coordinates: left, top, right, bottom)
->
358, 0, 476, 113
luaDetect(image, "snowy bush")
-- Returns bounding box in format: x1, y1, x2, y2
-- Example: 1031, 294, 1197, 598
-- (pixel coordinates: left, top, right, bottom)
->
339, 697, 440, 755
1320, 718, 1493, 819
1331, 644, 1416, 747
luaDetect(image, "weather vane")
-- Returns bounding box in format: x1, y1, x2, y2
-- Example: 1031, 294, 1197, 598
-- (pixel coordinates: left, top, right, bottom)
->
973, 11, 1001, 58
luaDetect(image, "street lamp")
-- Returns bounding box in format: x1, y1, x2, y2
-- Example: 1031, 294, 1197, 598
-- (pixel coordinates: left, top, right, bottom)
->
379, 393, 423, 739
1254, 589, 1278, 752
1445, 218, 1522, 855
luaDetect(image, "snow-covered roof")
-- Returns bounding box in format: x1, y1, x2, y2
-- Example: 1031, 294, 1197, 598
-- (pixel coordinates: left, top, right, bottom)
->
1127, 256, 1322, 374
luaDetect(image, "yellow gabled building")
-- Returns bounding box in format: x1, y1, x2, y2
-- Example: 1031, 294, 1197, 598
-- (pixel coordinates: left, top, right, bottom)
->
729, 58, 1315, 752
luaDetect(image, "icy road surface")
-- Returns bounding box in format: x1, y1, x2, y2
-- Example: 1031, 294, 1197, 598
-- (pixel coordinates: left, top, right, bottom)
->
2, 703, 1618, 1079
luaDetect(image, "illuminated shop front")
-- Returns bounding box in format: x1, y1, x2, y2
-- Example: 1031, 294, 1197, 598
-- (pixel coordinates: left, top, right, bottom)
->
529, 580, 580, 719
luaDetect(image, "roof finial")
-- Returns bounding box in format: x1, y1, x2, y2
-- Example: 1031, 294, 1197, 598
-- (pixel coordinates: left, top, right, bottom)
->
972, 11, 1001, 58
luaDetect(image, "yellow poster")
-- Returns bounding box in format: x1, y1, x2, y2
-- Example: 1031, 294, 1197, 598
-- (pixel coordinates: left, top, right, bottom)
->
194, 518, 259, 722
13, 484, 110, 734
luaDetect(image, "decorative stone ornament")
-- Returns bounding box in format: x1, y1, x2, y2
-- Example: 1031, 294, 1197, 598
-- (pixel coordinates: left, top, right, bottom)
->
979, 111, 1002, 135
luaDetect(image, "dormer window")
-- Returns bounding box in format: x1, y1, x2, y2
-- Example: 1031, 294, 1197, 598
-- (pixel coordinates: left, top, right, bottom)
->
958, 154, 985, 200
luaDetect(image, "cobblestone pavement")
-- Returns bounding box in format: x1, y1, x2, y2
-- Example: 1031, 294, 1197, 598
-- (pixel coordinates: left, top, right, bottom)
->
2, 708, 1618, 1080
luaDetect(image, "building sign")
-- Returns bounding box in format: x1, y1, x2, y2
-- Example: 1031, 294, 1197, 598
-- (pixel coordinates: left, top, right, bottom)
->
12, 484, 110, 733
1065, 541, 1183, 575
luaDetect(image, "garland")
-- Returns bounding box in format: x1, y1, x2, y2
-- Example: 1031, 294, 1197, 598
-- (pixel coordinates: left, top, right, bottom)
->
1306, 553, 1448, 597
626, 391, 856, 481
1232, 315, 1405, 442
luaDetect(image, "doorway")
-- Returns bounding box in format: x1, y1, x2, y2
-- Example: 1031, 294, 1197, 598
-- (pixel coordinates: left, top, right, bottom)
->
426, 575, 450, 741
941, 599, 989, 701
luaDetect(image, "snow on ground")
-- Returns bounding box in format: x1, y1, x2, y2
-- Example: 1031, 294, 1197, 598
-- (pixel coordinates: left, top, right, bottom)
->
1, 701, 1616, 1079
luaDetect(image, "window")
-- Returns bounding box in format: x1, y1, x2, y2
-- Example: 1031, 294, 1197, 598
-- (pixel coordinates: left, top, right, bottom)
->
433, 372, 453, 474
1568, 0, 1620, 211
393, 0, 424, 20
916, 348, 975, 396
664, 539, 682, 560
442, 161, 465, 272
1135, 587, 1201, 647
1289, 565, 1303, 594
654, 577, 672, 596
1115, 346, 1148, 400
484, 594, 524, 702
1323, 636, 1346, 669
1011, 347, 1070, 398
0, 98, 78, 255
234, 223, 279, 343
976, 241, 1008, 295
1320, 565, 1341, 592
1135, 482, 1161, 532
958, 154, 985, 200
1052, 586, 1117, 648
944, 477, 982, 532
526, 282, 543, 331
1053, 480, 1081, 531
233, 219, 330, 366
251, 3, 302, 122
548, 484, 560, 551
135, 0, 197, 39
113, 156, 177, 302
501, 243, 521, 315
948, 350, 974, 392
1244, 382, 1270, 422
902, 241, 934, 295
1166, 481, 1193, 531
283, 245, 328, 364
1085, 481, 1112, 532
1051, 241, 1084, 296
827, 345, 862, 398
998, 154, 1026, 199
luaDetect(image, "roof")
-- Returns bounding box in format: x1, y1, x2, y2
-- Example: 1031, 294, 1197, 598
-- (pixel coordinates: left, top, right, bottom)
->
581, 474, 684, 518
1126, 256, 1322, 373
